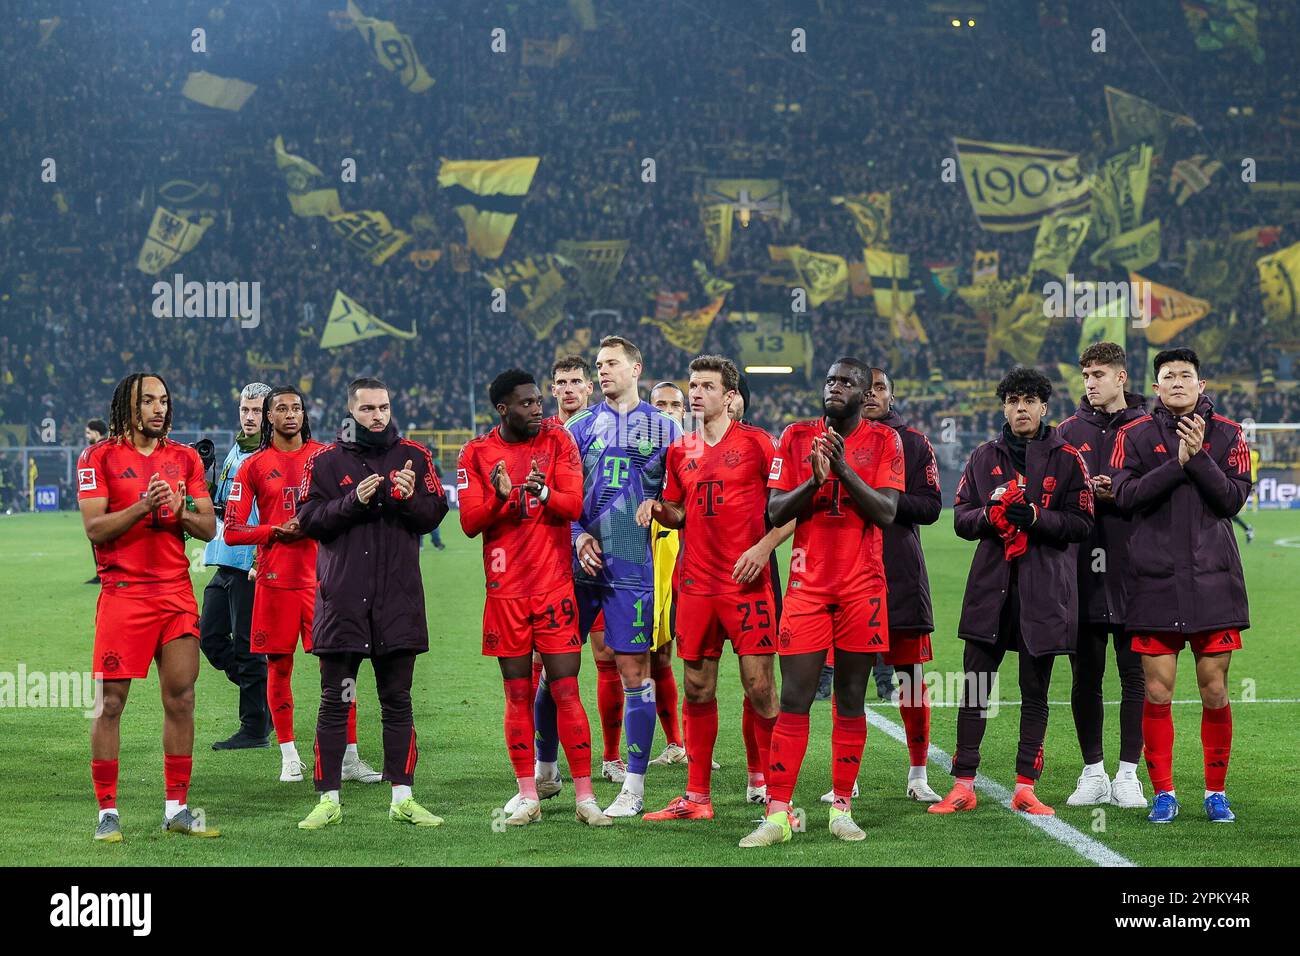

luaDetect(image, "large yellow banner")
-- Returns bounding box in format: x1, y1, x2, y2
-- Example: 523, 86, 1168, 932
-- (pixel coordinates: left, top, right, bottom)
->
954, 138, 1089, 232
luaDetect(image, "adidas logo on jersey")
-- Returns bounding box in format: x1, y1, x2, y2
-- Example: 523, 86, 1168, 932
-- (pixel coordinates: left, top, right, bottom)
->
268, 468, 282, 479
567, 636, 580, 647
119, 468, 138, 479
1154, 443, 1167, 454
756, 635, 773, 648
1078, 442, 1092, 453
867, 632, 884, 647
339, 475, 354, 486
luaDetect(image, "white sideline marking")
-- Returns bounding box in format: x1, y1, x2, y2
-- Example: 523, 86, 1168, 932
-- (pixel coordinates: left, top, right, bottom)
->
868, 698, 1300, 708
866, 709, 1136, 868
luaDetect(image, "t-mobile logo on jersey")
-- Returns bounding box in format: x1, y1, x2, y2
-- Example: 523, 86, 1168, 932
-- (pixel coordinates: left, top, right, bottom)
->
602, 456, 630, 489
49, 886, 151, 936
694, 479, 725, 516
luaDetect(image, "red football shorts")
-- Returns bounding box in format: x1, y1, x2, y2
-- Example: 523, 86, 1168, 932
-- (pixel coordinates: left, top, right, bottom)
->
250, 585, 314, 655
93, 586, 199, 679
592, 610, 606, 634
777, 588, 890, 656
675, 589, 777, 660
1130, 629, 1243, 656
882, 630, 933, 666
482, 582, 582, 658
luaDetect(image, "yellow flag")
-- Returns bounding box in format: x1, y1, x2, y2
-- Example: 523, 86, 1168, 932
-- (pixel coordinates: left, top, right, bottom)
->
320, 290, 417, 348
728, 311, 814, 377
346, 0, 434, 92
1030, 210, 1091, 278
891, 308, 929, 344
973, 249, 1000, 285
702, 178, 788, 225
640, 297, 725, 353
483, 255, 571, 341
1129, 273, 1211, 345
693, 259, 735, 298
1169, 155, 1223, 205
1185, 229, 1259, 307
1090, 218, 1161, 271
954, 138, 1089, 231
136, 207, 213, 275
37, 17, 60, 48
273, 136, 342, 218
832, 193, 890, 246
699, 203, 733, 267
554, 239, 629, 300
1256, 241, 1300, 331
438, 157, 539, 259
865, 249, 916, 317
989, 288, 1049, 364
1104, 86, 1194, 153
786, 248, 848, 306
181, 71, 257, 111
959, 274, 1030, 318
325, 209, 412, 266
1090, 144, 1152, 245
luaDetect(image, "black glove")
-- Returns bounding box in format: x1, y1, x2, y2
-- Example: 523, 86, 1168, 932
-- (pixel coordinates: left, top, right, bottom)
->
1004, 501, 1037, 528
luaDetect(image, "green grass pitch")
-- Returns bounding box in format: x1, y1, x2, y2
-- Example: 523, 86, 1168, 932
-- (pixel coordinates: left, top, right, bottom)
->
2, 510, 1297, 866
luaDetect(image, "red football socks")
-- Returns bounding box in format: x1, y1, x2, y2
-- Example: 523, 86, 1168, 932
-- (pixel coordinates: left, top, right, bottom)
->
683, 699, 719, 800
503, 678, 535, 786
831, 712, 866, 809
549, 676, 594, 795
267, 654, 296, 743
653, 664, 682, 748
767, 712, 810, 810
595, 659, 623, 761
346, 698, 358, 746
163, 753, 192, 805
1143, 701, 1175, 793
1202, 703, 1232, 792
91, 758, 118, 810
899, 669, 931, 767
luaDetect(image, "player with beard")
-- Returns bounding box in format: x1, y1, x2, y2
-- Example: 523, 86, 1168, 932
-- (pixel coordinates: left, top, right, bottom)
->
741, 358, 904, 847
79, 373, 219, 842
461, 370, 609, 827
224, 387, 382, 785
818, 368, 943, 805
1055, 343, 1148, 809
1111, 348, 1251, 824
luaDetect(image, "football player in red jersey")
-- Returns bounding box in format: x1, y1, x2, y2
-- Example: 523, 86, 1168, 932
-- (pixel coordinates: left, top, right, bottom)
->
460, 369, 611, 827
639, 355, 790, 823
741, 358, 905, 847
78, 373, 219, 842
224, 387, 382, 785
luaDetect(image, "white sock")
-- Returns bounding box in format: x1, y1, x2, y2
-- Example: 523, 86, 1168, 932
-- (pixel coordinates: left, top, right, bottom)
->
1205, 789, 1225, 799
391, 784, 412, 803
164, 799, 185, 820
1083, 760, 1106, 778
907, 765, 927, 782
1116, 760, 1139, 780
324, 789, 340, 804
623, 772, 645, 798
345, 743, 359, 757
99, 807, 116, 822
1164, 788, 1177, 798
280, 741, 299, 759
536, 760, 559, 781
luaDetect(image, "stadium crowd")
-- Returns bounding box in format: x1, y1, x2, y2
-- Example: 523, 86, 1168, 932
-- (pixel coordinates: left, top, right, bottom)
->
2, 0, 1297, 460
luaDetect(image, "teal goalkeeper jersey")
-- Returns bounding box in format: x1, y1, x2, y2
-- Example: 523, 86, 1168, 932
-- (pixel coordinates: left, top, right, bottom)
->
565, 400, 682, 591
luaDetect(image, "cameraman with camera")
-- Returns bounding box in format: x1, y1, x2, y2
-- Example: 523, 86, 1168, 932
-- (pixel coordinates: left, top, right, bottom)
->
199, 382, 274, 750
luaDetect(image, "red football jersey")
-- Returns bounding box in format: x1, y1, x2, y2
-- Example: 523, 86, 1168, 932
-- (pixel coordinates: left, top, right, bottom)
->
223, 440, 326, 589
768, 417, 905, 598
663, 421, 776, 595
77, 436, 209, 592
457, 423, 584, 598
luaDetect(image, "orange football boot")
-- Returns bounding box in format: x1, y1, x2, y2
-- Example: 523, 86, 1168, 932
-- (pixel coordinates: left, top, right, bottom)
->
643, 795, 715, 821
928, 782, 978, 814
1011, 787, 1055, 815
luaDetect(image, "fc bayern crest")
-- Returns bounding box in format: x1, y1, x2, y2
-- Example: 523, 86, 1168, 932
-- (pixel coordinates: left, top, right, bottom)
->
722, 449, 742, 468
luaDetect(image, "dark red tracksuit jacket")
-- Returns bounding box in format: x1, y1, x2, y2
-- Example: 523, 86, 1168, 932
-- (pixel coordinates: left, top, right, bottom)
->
1109, 395, 1251, 636
1056, 393, 1147, 630
879, 411, 941, 633
953, 425, 1094, 657
297, 424, 448, 657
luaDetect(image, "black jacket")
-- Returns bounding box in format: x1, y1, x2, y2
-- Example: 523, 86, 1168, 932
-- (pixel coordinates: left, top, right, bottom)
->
879, 411, 942, 632
297, 423, 448, 656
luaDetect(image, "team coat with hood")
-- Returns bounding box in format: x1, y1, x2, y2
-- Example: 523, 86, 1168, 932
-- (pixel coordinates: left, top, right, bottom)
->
1109, 394, 1251, 635
1056, 393, 1147, 629
877, 410, 942, 632
953, 425, 1095, 657
296, 422, 448, 656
